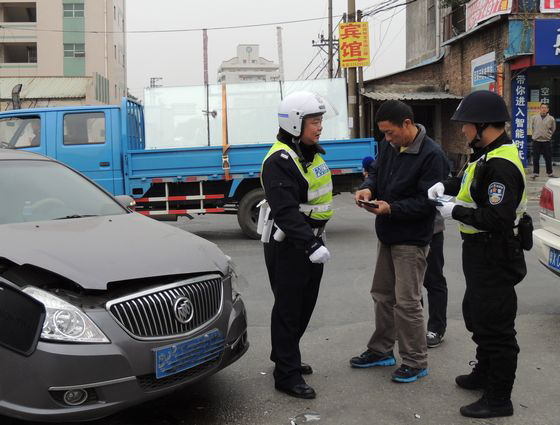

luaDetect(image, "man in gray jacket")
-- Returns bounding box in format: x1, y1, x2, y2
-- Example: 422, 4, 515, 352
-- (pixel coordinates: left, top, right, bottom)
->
531, 103, 556, 179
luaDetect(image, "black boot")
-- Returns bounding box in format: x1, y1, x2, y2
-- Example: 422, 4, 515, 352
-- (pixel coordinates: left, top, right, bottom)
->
455, 361, 487, 390
460, 396, 513, 418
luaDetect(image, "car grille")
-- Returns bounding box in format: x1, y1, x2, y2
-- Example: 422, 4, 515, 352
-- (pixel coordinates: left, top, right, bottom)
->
137, 357, 221, 391
107, 274, 224, 339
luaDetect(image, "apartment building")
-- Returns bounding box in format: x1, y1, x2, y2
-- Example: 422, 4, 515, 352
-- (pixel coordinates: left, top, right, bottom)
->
217, 44, 280, 83
0, 0, 126, 106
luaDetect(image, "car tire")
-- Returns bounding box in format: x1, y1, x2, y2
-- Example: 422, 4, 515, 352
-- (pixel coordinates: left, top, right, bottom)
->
237, 188, 265, 240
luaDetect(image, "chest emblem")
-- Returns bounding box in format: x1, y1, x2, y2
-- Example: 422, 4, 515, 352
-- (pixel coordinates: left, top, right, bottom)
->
312, 163, 330, 178
488, 182, 505, 205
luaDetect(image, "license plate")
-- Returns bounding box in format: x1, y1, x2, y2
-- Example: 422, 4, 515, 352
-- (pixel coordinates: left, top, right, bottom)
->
548, 247, 560, 272
154, 329, 224, 379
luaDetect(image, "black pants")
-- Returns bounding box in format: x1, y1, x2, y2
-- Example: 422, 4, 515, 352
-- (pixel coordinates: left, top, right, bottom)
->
532, 140, 553, 175
264, 236, 323, 387
461, 236, 526, 401
423, 231, 447, 335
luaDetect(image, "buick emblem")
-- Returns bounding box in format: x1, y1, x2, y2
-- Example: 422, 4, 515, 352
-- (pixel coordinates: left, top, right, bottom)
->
173, 297, 194, 324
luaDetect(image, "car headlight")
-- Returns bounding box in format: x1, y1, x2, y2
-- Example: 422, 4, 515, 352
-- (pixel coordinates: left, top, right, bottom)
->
226, 257, 247, 301
23, 287, 110, 343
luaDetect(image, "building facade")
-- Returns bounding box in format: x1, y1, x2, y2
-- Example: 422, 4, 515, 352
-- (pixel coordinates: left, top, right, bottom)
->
0, 0, 126, 106
363, 0, 560, 167
217, 44, 280, 84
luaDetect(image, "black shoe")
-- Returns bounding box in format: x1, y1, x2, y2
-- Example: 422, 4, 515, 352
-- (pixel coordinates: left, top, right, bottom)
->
460, 396, 513, 418
350, 349, 396, 368
426, 331, 444, 348
300, 362, 313, 375
391, 364, 429, 383
455, 361, 487, 390
275, 383, 316, 399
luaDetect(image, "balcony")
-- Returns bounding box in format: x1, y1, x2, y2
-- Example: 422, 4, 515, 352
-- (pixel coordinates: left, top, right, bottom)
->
0, 3, 37, 42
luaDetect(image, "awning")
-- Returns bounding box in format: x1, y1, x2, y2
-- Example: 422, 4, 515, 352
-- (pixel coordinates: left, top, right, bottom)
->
0, 77, 90, 99
362, 91, 463, 101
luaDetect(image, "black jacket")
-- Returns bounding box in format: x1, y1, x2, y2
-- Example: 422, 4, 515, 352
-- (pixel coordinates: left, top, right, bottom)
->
444, 132, 524, 235
360, 124, 447, 246
261, 129, 326, 253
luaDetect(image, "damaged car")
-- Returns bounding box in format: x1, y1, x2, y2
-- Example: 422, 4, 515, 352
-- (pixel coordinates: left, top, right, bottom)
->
0, 149, 248, 422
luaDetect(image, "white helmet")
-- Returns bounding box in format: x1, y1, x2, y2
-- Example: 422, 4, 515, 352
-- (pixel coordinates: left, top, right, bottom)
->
278, 91, 326, 137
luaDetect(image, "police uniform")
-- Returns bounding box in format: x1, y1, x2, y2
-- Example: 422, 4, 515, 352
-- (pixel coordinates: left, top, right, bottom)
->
261, 129, 333, 392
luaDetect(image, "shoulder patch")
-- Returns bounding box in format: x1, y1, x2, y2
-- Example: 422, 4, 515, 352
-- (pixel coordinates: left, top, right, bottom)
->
488, 182, 505, 205
280, 152, 289, 160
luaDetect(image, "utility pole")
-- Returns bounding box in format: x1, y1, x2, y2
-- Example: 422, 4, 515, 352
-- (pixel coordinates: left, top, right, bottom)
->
357, 9, 365, 138
347, 0, 358, 138
203, 29, 210, 146
276, 26, 285, 81
328, 0, 333, 78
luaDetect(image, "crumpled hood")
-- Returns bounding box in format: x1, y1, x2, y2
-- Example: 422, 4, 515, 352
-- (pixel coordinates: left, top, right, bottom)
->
0, 213, 229, 290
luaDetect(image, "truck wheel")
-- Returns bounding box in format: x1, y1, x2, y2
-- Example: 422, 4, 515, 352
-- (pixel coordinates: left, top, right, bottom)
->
237, 188, 265, 239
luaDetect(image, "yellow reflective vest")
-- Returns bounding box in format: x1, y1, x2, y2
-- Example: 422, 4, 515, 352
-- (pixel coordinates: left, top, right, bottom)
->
261, 141, 333, 221
456, 142, 527, 234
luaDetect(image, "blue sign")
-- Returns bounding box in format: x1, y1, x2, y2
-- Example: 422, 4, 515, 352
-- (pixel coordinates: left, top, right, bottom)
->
473, 62, 496, 86
511, 73, 528, 167
535, 19, 560, 66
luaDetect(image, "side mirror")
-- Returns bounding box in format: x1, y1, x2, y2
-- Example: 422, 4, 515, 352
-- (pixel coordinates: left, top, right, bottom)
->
115, 195, 136, 210
0, 278, 45, 356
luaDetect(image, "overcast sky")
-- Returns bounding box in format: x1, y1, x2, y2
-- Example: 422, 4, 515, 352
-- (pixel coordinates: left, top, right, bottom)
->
126, 0, 406, 99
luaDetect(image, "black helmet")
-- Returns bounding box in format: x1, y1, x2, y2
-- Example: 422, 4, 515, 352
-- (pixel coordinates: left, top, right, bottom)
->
451, 90, 510, 123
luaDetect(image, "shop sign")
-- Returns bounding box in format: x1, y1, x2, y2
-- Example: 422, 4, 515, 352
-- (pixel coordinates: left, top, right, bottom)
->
339, 22, 370, 68
540, 0, 560, 13
512, 73, 529, 166
535, 19, 560, 65
471, 52, 496, 89
466, 0, 512, 32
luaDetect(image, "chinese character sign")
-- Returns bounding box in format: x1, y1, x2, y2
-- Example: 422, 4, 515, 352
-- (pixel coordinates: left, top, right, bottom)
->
466, 0, 512, 32
535, 19, 560, 65
541, 0, 560, 12
512, 73, 528, 167
339, 22, 370, 68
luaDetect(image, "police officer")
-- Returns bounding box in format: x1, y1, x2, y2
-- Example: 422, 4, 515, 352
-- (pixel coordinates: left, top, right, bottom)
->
260, 91, 332, 399
428, 90, 527, 418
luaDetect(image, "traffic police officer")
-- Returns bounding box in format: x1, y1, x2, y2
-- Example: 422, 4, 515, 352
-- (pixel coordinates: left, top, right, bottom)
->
428, 90, 527, 418
260, 91, 333, 399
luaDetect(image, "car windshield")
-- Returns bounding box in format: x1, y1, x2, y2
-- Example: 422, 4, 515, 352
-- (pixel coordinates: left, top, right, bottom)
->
0, 159, 126, 225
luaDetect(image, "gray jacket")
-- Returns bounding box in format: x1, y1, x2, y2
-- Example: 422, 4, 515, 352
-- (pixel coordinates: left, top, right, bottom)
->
531, 114, 556, 142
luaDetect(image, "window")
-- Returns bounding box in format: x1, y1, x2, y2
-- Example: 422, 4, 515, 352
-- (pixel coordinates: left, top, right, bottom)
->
114, 45, 117, 59
63, 3, 84, 18
63, 113, 105, 145
0, 116, 41, 149
64, 43, 85, 58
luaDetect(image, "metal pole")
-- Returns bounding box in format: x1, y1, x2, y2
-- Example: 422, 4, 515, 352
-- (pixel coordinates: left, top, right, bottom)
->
328, 0, 333, 79
203, 29, 210, 146
357, 10, 365, 138
347, 0, 358, 138
277, 26, 285, 81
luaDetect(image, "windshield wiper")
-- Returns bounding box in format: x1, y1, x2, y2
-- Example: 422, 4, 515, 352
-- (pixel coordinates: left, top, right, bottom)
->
53, 214, 98, 220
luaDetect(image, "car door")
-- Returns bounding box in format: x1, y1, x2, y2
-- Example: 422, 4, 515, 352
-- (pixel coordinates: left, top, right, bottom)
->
55, 109, 115, 193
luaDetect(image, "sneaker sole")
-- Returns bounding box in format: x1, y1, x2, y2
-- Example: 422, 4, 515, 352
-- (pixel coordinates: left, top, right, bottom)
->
392, 368, 429, 383
350, 357, 396, 368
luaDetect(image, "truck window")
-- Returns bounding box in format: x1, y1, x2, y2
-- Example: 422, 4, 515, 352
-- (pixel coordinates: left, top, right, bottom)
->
63, 112, 105, 145
0, 116, 41, 149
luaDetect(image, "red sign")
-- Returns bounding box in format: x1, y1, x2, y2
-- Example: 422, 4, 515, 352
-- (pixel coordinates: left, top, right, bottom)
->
339, 22, 370, 68
541, 0, 560, 12
466, 0, 512, 32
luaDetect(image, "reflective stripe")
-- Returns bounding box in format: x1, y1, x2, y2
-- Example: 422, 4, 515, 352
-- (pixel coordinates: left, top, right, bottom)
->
308, 181, 333, 200
299, 203, 332, 213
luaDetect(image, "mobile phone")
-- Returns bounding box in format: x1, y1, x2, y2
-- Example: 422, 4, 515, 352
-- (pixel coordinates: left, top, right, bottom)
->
358, 199, 379, 208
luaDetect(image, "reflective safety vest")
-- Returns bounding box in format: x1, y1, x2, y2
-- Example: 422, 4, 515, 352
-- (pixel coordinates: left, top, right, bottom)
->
456, 142, 527, 234
261, 141, 333, 221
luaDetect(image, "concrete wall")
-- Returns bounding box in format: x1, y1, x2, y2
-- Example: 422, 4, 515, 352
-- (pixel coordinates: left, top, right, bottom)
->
406, 0, 437, 68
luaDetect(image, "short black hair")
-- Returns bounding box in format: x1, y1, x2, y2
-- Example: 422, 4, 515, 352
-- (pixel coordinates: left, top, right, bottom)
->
375, 100, 414, 127
541, 102, 549, 108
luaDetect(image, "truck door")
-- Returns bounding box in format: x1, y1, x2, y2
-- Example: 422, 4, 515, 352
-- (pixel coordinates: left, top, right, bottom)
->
55, 110, 115, 193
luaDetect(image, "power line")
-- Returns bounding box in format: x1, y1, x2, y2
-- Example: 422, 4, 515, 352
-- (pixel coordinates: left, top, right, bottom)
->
0, 15, 345, 35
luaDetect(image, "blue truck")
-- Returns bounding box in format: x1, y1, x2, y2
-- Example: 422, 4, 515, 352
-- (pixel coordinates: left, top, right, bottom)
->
0, 98, 377, 238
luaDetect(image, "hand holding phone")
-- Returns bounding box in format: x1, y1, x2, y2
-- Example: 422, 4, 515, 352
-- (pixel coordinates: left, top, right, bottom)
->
358, 199, 379, 208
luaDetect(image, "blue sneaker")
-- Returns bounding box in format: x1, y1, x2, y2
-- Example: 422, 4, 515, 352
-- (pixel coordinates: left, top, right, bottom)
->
350, 349, 396, 368
391, 364, 428, 382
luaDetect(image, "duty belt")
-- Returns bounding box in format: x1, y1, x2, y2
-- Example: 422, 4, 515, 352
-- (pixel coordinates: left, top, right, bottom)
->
461, 230, 518, 242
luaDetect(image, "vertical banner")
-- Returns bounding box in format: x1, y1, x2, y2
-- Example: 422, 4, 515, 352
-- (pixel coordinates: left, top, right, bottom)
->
512, 72, 529, 167
339, 22, 370, 68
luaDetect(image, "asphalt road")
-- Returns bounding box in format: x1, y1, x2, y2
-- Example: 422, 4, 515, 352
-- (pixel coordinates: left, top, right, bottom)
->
9, 196, 560, 425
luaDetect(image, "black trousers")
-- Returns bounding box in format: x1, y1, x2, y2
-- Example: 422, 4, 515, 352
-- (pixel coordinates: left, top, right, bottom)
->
423, 231, 448, 335
461, 236, 526, 401
532, 140, 553, 175
264, 236, 323, 387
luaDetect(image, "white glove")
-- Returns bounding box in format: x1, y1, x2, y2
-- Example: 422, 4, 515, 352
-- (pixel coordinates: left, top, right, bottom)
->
436, 201, 456, 219
309, 246, 331, 264
427, 182, 445, 200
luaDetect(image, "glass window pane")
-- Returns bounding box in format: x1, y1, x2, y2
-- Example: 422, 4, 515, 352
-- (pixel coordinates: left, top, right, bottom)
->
63, 113, 106, 145
75, 4, 84, 11
75, 10, 84, 17
0, 116, 41, 149
63, 4, 72, 11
